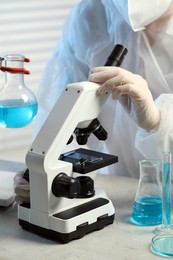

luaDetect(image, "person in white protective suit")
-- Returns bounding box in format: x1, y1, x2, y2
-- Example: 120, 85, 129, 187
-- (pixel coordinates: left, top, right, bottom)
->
14, 0, 173, 204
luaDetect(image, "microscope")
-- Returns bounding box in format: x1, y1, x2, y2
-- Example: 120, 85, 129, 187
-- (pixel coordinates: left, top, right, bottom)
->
18, 45, 127, 243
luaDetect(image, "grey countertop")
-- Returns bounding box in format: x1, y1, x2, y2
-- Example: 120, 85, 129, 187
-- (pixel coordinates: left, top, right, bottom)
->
0, 160, 162, 260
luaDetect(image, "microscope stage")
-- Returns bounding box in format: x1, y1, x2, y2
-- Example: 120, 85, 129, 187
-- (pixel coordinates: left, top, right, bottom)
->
59, 148, 118, 174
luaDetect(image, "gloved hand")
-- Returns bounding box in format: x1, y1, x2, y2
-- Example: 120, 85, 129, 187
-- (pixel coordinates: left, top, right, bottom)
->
13, 169, 30, 204
88, 66, 161, 131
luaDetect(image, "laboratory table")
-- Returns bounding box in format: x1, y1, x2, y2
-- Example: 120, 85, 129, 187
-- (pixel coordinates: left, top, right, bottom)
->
0, 160, 163, 260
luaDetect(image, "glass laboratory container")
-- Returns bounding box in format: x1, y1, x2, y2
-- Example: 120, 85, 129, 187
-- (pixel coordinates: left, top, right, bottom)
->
0, 54, 38, 128
153, 152, 172, 235
131, 159, 162, 226
151, 152, 173, 258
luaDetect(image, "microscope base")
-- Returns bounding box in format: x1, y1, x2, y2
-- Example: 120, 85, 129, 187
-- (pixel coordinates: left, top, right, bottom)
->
18, 197, 115, 243
19, 213, 114, 243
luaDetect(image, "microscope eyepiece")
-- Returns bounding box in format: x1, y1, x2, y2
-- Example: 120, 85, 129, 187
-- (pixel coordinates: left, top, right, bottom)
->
104, 44, 128, 67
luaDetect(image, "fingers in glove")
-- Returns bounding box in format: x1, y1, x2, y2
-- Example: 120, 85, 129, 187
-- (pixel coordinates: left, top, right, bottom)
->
89, 67, 144, 97
96, 75, 125, 95
14, 178, 29, 192
98, 75, 148, 101
14, 194, 30, 205
13, 169, 30, 205
89, 67, 119, 83
14, 169, 29, 187
14, 186, 30, 197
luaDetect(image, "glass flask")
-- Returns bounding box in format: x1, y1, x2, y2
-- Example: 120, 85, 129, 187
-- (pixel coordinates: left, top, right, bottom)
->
131, 159, 162, 226
0, 54, 38, 128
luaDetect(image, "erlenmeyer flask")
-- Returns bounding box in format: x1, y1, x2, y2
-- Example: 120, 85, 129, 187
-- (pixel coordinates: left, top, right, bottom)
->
0, 54, 38, 128
131, 159, 162, 226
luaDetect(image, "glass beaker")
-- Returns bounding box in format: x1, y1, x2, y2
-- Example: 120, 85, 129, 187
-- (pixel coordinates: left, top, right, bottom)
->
131, 159, 162, 226
0, 54, 38, 128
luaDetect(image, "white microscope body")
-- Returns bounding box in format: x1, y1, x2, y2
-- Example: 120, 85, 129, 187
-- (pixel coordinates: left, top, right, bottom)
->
18, 44, 127, 243
18, 81, 118, 243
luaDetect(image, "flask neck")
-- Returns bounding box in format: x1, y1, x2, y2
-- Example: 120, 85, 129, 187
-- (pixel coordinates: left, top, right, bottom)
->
136, 159, 162, 199
5, 71, 25, 88
5, 55, 24, 68
3, 55, 26, 89
139, 160, 160, 178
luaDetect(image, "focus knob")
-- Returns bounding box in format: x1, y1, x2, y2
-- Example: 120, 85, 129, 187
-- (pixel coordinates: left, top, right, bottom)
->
76, 176, 95, 198
52, 173, 80, 199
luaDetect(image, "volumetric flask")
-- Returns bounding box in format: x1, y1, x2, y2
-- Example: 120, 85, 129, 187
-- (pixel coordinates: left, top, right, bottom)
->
131, 159, 162, 226
0, 54, 38, 128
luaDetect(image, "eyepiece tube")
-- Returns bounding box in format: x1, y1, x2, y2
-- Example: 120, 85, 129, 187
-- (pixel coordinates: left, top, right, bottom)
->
104, 44, 128, 67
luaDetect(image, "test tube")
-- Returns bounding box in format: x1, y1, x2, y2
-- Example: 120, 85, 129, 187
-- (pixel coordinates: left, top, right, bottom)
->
153, 152, 172, 235
151, 153, 173, 257
162, 152, 172, 227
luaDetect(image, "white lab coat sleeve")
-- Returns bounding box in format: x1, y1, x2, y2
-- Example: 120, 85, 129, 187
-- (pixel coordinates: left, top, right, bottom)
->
135, 94, 173, 161
111, 0, 172, 31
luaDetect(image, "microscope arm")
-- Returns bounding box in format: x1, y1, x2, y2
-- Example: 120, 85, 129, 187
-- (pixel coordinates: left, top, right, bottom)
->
26, 81, 108, 173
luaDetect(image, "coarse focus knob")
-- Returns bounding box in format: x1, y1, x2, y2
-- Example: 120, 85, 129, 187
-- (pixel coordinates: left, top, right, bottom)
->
52, 173, 81, 199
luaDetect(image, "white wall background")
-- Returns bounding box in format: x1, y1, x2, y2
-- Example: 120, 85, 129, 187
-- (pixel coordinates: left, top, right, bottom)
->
0, 0, 80, 162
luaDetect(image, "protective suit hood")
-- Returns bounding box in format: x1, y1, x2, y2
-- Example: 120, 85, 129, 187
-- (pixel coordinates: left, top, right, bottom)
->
102, 0, 172, 31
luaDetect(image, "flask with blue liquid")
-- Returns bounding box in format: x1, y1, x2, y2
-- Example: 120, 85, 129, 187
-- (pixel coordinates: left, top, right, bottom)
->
0, 54, 38, 128
131, 159, 162, 226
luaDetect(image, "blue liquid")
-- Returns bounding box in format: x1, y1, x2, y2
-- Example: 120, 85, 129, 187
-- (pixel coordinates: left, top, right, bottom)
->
162, 163, 172, 226
131, 195, 162, 226
0, 100, 38, 128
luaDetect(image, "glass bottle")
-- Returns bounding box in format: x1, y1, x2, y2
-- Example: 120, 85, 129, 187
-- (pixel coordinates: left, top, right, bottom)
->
0, 54, 38, 128
131, 159, 162, 226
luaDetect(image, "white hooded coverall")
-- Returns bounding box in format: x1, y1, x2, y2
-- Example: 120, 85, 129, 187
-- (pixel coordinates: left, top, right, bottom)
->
35, 0, 173, 178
